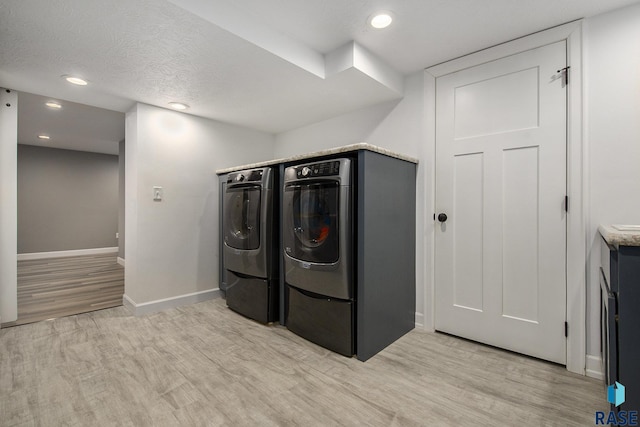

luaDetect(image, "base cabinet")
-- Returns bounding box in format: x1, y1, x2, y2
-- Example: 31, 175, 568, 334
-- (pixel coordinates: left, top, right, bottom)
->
600, 234, 640, 412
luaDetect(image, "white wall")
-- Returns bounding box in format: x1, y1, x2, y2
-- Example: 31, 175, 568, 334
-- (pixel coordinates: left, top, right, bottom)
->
273, 99, 400, 157
367, 72, 431, 328
275, 72, 431, 326
0, 89, 18, 323
584, 3, 640, 360
125, 103, 274, 309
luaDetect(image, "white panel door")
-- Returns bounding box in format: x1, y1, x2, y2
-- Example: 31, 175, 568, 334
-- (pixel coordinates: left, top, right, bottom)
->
435, 41, 567, 364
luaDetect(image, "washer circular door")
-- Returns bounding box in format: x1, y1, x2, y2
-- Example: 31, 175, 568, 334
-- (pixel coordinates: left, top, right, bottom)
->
224, 185, 261, 250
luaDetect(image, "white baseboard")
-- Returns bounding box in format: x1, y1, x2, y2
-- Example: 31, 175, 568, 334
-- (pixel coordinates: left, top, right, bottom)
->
586, 354, 604, 380
123, 288, 221, 316
117, 257, 125, 267
415, 312, 424, 328
18, 247, 118, 261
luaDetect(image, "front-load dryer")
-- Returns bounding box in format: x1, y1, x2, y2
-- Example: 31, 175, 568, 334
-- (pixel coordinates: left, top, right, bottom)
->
282, 158, 354, 355
223, 167, 278, 323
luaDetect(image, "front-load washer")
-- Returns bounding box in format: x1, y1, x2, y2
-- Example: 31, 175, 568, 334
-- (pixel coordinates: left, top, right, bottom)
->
223, 167, 278, 323
282, 158, 354, 355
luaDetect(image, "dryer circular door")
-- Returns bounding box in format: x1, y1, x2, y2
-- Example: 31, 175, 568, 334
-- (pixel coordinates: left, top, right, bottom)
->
284, 181, 339, 263
224, 185, 261, 250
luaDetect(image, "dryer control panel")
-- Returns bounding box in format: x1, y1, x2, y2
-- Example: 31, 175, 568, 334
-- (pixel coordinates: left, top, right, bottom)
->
294, 161, 340, 178
227, 169, 264, 184
284, 158, 350, 185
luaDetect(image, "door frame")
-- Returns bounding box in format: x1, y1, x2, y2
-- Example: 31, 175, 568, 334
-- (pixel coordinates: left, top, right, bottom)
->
425, 20, 585, 374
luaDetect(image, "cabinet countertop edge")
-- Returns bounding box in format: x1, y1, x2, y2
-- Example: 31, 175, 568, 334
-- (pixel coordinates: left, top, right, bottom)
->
599, 224, 640, 247
215, 143, 419, 175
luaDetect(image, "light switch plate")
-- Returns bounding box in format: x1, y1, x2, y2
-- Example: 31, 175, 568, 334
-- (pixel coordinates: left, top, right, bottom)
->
153, 186, 163, 201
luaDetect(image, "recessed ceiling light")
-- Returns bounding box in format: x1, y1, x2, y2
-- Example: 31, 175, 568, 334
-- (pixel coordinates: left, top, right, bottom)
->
63, 75, 88, 86
45, 101, 62, 109
38, 135, 50, 140
369, 12, 394, 29
168, 102, 189, 110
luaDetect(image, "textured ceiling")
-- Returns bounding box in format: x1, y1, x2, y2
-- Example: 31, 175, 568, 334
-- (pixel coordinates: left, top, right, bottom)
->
18, 92, 124, 155
0, 0, 402, 140
1, 0, 639, 153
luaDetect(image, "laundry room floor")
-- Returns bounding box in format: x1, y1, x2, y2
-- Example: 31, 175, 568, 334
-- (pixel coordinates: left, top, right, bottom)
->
0, 298, 605, 426
1, 254, 124, 328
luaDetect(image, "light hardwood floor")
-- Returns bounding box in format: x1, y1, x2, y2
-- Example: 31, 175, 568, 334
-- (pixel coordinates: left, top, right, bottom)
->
1, 254, 124, 327
0, 298, 606, 426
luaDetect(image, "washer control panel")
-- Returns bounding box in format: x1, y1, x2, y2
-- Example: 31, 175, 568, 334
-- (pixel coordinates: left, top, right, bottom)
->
294, 161, 340, 178
227, 169, 264, 184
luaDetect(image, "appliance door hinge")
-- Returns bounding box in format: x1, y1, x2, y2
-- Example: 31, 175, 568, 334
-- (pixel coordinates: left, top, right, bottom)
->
565, 321, 568, 337
565, 196, 569, 213
557, 66, 570, 85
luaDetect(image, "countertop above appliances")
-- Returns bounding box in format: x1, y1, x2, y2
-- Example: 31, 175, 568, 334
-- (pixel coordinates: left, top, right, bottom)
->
215, 143, 418, 175
599, 224, 640, 247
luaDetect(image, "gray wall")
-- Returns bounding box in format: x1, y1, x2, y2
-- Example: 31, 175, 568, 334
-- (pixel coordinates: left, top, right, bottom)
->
18, 145, 119, 253
118, 140, 125, 259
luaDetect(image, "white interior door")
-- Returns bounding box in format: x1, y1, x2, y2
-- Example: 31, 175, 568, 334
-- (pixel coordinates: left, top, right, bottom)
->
434, 41, 567, 364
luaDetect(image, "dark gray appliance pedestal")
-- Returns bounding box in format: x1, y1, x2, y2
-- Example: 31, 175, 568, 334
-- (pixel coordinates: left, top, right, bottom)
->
226, 271, 278, 324
286, 286, 354, 356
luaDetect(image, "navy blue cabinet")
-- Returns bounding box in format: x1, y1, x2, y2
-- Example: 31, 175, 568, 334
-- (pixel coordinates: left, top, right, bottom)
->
600, 233, 640, 412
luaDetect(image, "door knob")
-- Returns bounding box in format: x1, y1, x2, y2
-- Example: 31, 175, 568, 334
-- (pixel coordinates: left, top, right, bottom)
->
438, 213, 448, 222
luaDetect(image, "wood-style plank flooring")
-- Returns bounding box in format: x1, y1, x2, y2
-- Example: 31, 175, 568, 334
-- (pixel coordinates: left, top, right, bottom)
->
0, 298, 606, 426
1, 254, 124, 327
